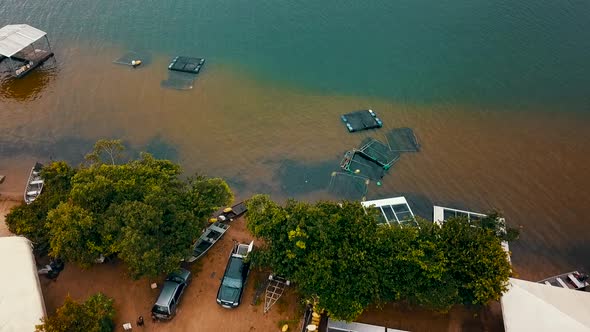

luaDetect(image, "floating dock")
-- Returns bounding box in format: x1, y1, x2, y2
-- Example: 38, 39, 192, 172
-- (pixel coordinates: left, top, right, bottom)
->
340, 109, 383, 133
0, 25, 55, 79
168, 56, 205, 74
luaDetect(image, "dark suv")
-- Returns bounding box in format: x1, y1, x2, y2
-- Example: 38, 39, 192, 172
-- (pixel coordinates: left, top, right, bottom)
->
151, 268, 191, 320
216, 241, 253, 308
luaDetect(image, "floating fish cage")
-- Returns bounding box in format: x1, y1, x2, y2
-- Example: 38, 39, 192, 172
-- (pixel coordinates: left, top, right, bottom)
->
328, 172, 369, 201
386, 127, 420, 152
340, 150, 385, 181
357, 137, 400, 170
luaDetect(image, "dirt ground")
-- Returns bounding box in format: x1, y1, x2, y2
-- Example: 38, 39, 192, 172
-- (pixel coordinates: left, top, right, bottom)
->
38, 216, 302, 332
0, 198, 20, 236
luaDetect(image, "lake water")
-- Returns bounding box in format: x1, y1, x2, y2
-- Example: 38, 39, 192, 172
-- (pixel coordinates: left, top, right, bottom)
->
1, 0, 590, 280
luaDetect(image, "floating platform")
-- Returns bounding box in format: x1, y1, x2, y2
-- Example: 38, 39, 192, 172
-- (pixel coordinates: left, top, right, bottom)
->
12, 50, 54, 79
168, 56, 205, 74
340, 109, 383, 133
538, 271, 589, 290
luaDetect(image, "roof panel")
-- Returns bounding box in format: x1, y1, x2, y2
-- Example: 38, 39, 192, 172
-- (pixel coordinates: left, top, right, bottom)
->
0, 237, 46, 331
0, 24, 47, 57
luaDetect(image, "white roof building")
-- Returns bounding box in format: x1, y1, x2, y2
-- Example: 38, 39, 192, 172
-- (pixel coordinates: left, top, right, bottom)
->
0, 236, 46, 332
501, 278, 590, 332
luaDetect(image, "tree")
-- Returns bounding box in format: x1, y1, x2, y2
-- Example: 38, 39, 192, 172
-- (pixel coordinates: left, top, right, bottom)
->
35, 293, 115, 332
247, 195, 382, 321
437, 217, 511, 305
6, 161, 75, 255
47, 202, 103, 268
246, 195, 513, 321
84, 139, 125, 165
9, 140, 233, 279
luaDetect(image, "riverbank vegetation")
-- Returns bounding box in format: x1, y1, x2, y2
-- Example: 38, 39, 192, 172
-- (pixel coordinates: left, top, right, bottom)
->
35, 292, 115, 332
6, 139, 232, 279
246, 195, 515, 321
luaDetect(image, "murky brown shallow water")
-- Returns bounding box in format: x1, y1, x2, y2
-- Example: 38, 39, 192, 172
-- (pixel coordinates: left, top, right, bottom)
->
2, 44, 590, 284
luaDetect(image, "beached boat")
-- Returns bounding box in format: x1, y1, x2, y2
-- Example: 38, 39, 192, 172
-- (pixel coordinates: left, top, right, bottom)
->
538, 271, 589, 290
186, 222, 230, 263
211, 201, 248, 222
24, 162, 44, 204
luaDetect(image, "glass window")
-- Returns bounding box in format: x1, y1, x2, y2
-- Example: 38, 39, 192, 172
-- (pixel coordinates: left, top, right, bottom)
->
372, 207, 388, 224
152, 305, 169, 315
381, 206, 396, 222
391, 204, 410, 214
395, 211, 413, 222
222, 276, 243, 288
443, 209, 456, 220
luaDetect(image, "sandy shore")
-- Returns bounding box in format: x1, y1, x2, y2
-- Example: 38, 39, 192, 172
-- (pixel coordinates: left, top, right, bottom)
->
0, 197, 20, 237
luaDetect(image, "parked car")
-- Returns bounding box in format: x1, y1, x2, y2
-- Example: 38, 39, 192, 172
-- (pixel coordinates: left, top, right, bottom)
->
151, 268, 192, 320
216, 241, 254, 308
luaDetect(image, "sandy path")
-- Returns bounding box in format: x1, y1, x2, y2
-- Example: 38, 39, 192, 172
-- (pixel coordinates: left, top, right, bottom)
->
40, 216, 302, 332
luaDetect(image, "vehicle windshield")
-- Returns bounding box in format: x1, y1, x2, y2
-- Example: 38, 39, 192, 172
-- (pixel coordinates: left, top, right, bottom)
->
222, 276, 242, 288
152, 305, 168, 315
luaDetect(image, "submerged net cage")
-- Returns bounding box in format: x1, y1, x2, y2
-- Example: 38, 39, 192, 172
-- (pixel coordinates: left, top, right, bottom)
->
112, 50, 152, 67
328, 171, 369, 201
161, 70, 196, 90
385, 127, 420, 152
340, 151, 385, 181
358, 137, 400, 170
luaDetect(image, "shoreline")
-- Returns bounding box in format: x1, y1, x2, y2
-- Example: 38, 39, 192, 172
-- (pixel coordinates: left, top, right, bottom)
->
0, 196, 20, 237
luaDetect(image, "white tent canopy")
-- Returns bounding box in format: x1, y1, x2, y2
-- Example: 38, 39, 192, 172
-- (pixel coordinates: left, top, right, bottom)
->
0, 24, 47, 57
0, 236, 47, 331
501, 278, 590, 332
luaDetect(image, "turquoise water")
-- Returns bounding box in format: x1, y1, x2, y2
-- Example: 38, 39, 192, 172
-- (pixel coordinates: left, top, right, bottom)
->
3, 0, 590, 107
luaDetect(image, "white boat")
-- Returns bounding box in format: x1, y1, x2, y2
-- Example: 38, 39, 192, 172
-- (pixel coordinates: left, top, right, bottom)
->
24, 162, 44, 204
538, 271, 589, 290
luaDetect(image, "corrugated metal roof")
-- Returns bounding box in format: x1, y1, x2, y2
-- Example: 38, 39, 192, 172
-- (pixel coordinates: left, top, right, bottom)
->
0, 24, 47, 57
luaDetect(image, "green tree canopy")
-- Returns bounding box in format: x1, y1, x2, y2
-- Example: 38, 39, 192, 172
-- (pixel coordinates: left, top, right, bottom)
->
35, 293, 115, 332
246, 195, 513, 321
6, 161, 75, 255
7, 140, 233, 279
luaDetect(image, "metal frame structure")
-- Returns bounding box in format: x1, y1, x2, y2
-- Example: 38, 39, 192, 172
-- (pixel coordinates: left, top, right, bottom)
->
361, 196, 418, 227
264, 274, 290, 313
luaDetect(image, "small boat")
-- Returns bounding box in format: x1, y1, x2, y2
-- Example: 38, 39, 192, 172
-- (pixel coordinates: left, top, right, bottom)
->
211, 201, 248, 222
186, 222, 230, 263
24, 162, 44, 204
538, 271, 589, 290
